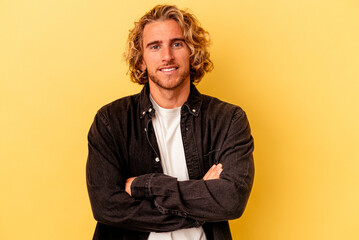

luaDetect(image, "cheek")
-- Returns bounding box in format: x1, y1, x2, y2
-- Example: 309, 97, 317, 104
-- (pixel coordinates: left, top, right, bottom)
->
142, 53, 160, 69
185, 45, 192, 58
184, 49, 191, 65
184, 54, 191, 66
140, 60, 146, 71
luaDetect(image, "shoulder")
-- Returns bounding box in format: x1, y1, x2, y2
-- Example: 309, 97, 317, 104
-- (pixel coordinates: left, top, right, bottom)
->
201, 94, 246, 119
200, 94, 252, 141
96, 92, 141, 121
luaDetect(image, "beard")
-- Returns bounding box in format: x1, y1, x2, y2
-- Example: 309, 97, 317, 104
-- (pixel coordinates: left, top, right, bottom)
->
147, 68, 190, 90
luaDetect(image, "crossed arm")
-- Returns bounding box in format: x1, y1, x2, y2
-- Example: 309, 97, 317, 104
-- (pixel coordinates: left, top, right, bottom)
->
125, 164, 223, 196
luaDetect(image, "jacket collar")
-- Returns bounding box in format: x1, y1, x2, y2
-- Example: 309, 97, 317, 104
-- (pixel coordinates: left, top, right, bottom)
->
139, 83, 202, 119
183, 83, 202, 117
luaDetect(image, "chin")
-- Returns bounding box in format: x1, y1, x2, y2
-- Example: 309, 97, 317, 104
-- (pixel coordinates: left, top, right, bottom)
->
150, 76, 189, 90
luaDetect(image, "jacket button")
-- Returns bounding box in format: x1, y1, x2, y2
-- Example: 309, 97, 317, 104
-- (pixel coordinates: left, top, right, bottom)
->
142, 111, 146, 115
155, 157, 160, 162
148, 108, 152, 112
192, 109, 196, 113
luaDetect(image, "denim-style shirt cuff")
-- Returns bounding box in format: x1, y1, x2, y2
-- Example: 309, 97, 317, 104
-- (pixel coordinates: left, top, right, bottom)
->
131, 173, 156, 199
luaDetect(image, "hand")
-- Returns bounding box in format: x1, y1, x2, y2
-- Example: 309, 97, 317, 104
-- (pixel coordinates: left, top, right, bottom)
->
125, 177, 136, 196
203, 163, 223, 181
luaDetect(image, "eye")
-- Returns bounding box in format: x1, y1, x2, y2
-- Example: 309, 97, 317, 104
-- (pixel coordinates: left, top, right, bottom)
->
150, 45, 159, 50
173, 42, 183, 48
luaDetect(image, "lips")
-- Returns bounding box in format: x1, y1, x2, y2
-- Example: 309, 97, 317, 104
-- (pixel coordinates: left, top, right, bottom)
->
159, 65, 178, 72
161, 67, 176, 72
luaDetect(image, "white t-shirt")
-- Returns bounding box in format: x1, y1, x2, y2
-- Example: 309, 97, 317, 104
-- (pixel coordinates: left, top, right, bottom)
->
148, 95, 206, 240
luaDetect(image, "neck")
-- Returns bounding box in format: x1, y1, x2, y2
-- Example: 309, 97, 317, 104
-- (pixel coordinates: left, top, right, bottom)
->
149, 81, 190, 109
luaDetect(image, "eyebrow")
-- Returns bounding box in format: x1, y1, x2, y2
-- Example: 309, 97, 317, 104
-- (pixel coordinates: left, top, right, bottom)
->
145, 38, 186, 48
145, 40, 161, 48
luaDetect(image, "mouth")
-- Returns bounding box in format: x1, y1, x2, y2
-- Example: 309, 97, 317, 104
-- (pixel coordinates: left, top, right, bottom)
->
159, 66, 178, 73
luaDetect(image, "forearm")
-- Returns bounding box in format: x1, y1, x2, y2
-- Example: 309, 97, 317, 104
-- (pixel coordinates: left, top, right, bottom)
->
130, 167, 253, 222
126, 164, 230, 222
86, 149, 202, 232
87, 180, 202, 232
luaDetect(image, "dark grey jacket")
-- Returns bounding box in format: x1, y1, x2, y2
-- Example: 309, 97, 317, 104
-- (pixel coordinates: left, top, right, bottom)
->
86, 84, 254, 240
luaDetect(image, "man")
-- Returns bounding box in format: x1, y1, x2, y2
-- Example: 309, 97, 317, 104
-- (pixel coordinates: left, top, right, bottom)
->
86, 4, 254, 240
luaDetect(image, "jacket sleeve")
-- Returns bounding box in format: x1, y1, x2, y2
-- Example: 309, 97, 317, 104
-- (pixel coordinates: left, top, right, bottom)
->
131, 108, 254, 222
86, 111, 202, 232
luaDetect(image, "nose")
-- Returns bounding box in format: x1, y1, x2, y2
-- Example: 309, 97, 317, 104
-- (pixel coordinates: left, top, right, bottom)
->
162, 45, 174, 62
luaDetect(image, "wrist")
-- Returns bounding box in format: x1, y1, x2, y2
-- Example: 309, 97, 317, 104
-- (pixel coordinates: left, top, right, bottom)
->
131, 173, 155, 199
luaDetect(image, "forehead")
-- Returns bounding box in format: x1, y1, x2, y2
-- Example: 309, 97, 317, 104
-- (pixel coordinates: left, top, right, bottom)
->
142, 19, 184, 44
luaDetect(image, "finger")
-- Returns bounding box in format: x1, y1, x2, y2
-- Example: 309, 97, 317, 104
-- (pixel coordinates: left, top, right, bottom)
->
204, 164, 223, 180
125, 177, 136, 196
208, 164, 223, 180
203, 164, 218, 180
215, 164, 223, 178
203, 165, 216, 180
206, 168, 217, 180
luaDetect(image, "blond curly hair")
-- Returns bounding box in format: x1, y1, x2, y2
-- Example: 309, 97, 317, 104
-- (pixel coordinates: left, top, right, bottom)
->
124, 4, 213, 84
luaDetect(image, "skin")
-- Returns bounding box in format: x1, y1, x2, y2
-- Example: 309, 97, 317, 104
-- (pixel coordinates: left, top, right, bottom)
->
125, 20, 223, 196
141, 19, 191, 109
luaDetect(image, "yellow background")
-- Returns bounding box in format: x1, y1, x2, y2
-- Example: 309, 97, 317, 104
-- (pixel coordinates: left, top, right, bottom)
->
1, 0, 358, 239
